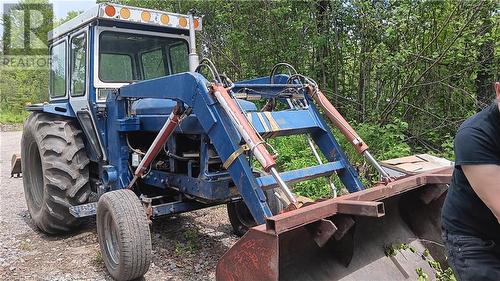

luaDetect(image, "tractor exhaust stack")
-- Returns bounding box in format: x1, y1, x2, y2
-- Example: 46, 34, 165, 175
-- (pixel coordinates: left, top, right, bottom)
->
188, 11, 200, 72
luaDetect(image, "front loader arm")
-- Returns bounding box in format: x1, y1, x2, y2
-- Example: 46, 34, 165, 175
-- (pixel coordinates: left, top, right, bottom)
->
118, 72, 275, 223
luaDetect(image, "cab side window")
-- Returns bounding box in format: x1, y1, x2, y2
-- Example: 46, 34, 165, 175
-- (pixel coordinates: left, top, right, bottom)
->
169, 43, 188, 74
50, 41, 67, 98
70, 33, 86, 96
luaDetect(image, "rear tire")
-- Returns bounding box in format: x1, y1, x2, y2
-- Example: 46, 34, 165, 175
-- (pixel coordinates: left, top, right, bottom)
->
21, 113, 91, 234
97, 189, 152, 281
227, 189, 283, 237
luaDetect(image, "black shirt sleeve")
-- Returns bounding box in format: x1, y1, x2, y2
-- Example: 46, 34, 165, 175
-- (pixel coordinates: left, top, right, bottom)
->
454, 126, 500, 167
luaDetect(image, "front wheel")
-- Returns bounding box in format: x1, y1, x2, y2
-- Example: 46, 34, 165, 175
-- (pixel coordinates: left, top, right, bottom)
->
227, 189, 283, 237
96, 189, 152, 281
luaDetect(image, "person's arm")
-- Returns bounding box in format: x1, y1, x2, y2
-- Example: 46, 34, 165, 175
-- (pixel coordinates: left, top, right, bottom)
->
462, 164, 500, 223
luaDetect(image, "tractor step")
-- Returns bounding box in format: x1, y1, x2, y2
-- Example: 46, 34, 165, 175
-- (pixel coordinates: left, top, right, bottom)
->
69, 202, 97, 218
256, 161, 344, 189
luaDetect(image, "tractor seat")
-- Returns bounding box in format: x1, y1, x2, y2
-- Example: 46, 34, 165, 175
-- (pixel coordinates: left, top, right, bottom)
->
131, 98, 257, 115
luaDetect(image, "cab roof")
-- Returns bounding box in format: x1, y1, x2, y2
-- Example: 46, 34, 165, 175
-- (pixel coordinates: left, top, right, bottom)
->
48, 3, 202, 42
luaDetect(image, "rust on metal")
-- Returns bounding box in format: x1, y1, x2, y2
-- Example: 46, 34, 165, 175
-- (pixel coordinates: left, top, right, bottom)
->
336, 200, 385, 217
217, 168, 453, 281
266, 167, 452, 235
216, 225, 278, 281
210, 84, 276, 171
266, 198, 338, 234
306, 86, 368, 154
425, 173, 453, 184
305, 218, 338, 247
419, 184, 449, 204
331, 215, 355, 241
140, 195, 153, 223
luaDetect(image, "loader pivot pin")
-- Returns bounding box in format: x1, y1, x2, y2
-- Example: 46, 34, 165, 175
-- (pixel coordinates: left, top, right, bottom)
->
128, 105, 184, 188
211, 84, 298, 205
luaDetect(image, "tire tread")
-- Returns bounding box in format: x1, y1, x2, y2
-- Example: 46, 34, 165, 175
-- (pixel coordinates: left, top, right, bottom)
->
21, 113, 90, 234
97, 189, 152, 281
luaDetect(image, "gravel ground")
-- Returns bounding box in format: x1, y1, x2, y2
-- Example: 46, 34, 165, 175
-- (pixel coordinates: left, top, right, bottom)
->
0, 130, 239, 280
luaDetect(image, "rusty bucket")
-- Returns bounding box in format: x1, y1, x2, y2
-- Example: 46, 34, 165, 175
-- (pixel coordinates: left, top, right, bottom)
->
216, 168, 451, 281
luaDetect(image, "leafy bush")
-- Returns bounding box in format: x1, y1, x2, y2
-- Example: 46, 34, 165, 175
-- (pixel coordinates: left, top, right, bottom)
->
0, 110, 29, 124
268, 135, 332, 199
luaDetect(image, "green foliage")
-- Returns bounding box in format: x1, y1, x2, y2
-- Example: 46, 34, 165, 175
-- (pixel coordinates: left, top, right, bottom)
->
0, 68, 48, 124
416, 267, 430, 281
268, 135, 332, 199
174, 228, 200, 254
268, 119, 414, 198
0, 109, 29, 124
91, 250, 104, 267
19, 239, 33, 251
2, 0, 497, 132
339, 119, 412, 162
1, 1, 497, 199
0, 1, 82, 124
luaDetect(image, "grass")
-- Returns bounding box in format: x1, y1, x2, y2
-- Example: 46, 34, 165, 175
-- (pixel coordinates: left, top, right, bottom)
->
0, 110, 29, 124
92, 250, 104, 266
174, 228, 200, 255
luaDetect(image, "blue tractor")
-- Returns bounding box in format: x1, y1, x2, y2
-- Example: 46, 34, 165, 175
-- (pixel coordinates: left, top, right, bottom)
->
20, 3, 452, 281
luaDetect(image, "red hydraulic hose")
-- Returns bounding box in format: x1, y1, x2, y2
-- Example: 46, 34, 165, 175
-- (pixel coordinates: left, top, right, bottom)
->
307, 87, 368, 155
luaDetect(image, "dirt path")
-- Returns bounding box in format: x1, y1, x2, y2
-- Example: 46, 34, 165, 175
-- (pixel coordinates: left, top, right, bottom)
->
0, 131, 238, 280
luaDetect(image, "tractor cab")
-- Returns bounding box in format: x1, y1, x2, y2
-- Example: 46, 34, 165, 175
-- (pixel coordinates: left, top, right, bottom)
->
38, 3, 202, 161
40, 3, 255, 162
48, 3, 199, 100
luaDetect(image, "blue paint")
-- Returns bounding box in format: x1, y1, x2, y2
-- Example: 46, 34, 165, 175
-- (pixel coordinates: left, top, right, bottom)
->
27, 102, 76, 118
142, 170, 232, 201
132, 98, 256, 115
152, 201, 216, 217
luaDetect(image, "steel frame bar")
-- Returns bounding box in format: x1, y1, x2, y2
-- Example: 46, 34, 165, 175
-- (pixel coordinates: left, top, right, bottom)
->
336, 200, 385, 217
256, 161, 344, 189
265, 167, 452, 234
152, 200, 216, 217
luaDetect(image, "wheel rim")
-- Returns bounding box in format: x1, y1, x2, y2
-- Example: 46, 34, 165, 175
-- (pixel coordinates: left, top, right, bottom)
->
103, 211, 120, 268
27, 142, 44, 210
234, 201, 256, 229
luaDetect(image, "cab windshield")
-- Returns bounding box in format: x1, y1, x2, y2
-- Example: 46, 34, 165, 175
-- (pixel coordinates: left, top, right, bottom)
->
98, 31, 189, 83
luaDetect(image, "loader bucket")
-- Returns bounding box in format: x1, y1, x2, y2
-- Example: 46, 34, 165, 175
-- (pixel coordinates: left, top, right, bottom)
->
216, 167, 452, 281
